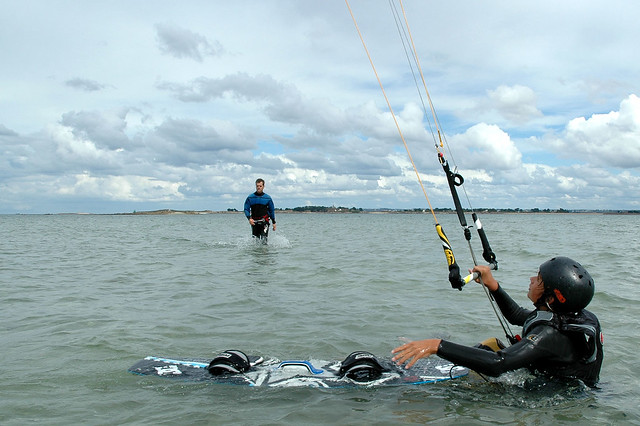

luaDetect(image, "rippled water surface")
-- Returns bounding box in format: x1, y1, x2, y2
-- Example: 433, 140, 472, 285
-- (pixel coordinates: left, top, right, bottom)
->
2, 212, 639, 424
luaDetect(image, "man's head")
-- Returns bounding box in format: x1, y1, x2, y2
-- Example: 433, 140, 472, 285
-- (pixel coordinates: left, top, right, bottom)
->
255, 178, 265, 194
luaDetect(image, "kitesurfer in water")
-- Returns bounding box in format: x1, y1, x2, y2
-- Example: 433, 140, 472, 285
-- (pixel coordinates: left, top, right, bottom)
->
244, 178, 276, 239
392, 256, 603, 386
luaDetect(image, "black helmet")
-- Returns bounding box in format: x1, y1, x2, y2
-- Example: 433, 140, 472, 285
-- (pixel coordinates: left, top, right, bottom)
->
539, 256, 594, 313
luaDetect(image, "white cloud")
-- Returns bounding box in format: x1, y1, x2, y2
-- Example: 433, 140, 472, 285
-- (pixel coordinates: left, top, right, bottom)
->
64, 78, 107, 92
1, 1, 640, 213
60, 109, 130, 151
155, 23, 223, 62
57, 172, 186, 202
450, 123, 522, 171
487, 85, 542, 125
550, 94, 640, 168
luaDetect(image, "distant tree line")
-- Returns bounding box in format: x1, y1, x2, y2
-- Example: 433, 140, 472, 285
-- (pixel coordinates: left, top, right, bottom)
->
227, 206, 639, 214
281, 206, 363, 213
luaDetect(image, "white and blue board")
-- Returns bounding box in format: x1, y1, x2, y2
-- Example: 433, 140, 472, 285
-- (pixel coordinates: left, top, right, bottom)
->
128, 353, 468, 388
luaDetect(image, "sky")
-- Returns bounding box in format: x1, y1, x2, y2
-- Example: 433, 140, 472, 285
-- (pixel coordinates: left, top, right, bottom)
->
2, 0, 639, 214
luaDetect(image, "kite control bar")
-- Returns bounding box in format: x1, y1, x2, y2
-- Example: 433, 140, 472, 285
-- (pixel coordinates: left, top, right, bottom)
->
438, 152, 498, 290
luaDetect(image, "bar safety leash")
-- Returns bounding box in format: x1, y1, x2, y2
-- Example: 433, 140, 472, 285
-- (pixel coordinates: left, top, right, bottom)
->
346, 0, 464, 293
347, 0, 516, 344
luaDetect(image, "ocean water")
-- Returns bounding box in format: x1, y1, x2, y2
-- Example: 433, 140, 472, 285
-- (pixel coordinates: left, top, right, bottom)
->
1, 212, 639, 425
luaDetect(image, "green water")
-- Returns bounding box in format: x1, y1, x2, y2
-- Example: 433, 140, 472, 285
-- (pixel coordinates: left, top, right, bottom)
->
1, 213, 638, 424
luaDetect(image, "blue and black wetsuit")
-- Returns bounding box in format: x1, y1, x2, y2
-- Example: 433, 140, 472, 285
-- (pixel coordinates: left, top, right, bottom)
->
244, 192, 276, 238
437, 285, 604, 386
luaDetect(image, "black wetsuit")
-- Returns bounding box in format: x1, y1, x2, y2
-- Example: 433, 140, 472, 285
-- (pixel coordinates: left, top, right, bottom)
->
243, 191, 276, 239
437, 285, 604, 386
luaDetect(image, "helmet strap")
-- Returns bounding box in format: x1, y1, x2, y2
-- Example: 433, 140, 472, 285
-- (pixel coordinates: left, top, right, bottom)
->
535, 293, 555, 311
545, 300, 554, 312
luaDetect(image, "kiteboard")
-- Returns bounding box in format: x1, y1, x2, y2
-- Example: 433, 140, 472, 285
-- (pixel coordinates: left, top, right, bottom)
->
128, 349, 468, 388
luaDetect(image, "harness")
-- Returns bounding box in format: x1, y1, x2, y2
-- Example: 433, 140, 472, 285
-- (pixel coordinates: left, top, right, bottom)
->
522, 310, 602, 364
255, 214, 270, 224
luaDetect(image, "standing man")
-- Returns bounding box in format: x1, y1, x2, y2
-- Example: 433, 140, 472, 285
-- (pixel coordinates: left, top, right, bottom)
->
244, 178, 276, 240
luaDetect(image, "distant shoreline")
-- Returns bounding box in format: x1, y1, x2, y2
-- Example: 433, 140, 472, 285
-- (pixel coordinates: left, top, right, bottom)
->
58, 208, 640, 216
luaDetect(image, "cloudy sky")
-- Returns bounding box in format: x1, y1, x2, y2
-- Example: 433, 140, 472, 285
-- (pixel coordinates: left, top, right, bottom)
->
2, 0, 639, 214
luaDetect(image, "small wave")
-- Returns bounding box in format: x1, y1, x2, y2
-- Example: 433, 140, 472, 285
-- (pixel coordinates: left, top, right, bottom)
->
208, 234, 291, 249
457, 370, 593, 409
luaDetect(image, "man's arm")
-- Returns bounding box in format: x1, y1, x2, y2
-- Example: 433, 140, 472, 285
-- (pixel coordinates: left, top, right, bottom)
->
437, 325, 568, 377
267, 198, 276, 224
244, 196, 252, 219
491, 286, 533, 326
